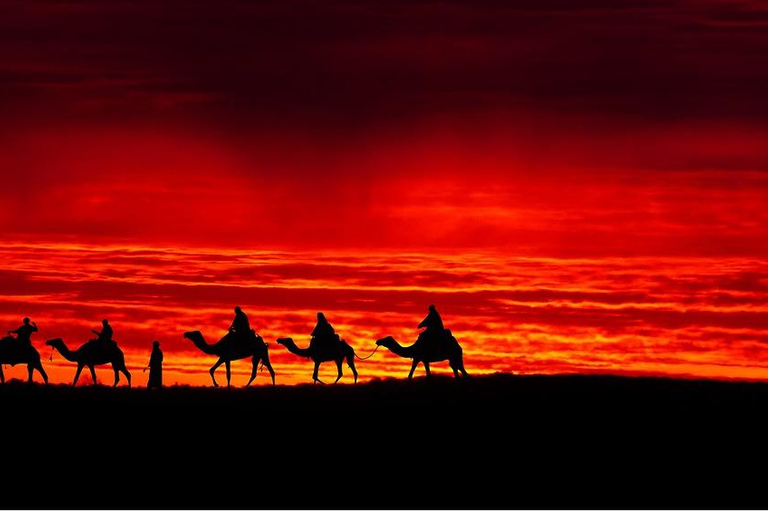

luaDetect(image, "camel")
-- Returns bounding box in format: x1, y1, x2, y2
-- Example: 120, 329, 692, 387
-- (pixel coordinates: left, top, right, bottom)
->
0, 336, 48, 384
376, 332, 469, 380
276, 337, 359, 384
46, 338, 131, 387
183, 330, 275, 387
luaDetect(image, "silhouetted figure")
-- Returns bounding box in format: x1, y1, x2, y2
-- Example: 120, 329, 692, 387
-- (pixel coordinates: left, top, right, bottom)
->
0, 319, 48, 384
376, 334, 469, 380
183, 328, 275, 387
418, 304, 444, 332
7, 317, 38, 346
147, 340, 163, 389
311, 312, 337, 350
46, 337, 131, 386
229, 306, 250, 339
418, 304, 446, 350
91, 318, 113, 344
277, 335, 359, 384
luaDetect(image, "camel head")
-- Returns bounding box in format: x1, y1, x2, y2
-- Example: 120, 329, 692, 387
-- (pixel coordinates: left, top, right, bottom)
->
275, 337, 293, 347
183, 331, 203, 342
45, 338, 64, 347
376, 336, 396, 347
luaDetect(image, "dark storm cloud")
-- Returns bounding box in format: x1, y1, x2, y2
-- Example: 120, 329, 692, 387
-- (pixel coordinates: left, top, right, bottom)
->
2, 0, 768, 126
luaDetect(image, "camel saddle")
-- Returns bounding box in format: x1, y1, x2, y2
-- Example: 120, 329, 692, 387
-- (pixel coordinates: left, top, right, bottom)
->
309, 333, 343, 352
219, 330, 257, 352
418, 328, 452, 351
0, 335, 36, 359
82, 338, 118, 354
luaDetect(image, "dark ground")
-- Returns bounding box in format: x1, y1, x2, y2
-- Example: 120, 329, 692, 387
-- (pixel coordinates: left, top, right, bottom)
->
3, 373, 768, 508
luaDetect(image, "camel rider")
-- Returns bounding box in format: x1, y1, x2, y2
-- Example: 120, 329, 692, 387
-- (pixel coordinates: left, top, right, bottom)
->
311, 312, 337, 348
7, 317, 38, 346
418, 304, 445, 347
229, 306, 251, 340
92, 318, 114, 344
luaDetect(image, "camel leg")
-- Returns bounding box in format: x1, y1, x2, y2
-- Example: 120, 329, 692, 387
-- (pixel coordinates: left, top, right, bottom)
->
449, 349, 467, 378
246, 357, 259, 387
459, 359, 469, 378
35, 361, 49, 384
262, 352, 276, 386
122, 366, 132, 387
247, 352, 276, 386
312, 361, 324, 384
88, 364, 98, 385
334, 359, 343, 384
450, 357, 467, 379
27, 363, 35, 383
423, 361, 431, 378
113, 364, 120, 387
73, 363, 84, 386
209, 358, 224, 387
225, 360, 232, 388
0, 365, 4, 383
407, 359, 419, 380
347, 354, 358, 384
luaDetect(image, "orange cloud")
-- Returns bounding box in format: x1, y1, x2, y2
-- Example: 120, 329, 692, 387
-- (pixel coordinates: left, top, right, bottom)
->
1, 243, 767, 385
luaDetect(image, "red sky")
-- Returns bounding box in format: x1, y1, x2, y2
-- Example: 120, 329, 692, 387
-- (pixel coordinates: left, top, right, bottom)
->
1, 0, 767, 385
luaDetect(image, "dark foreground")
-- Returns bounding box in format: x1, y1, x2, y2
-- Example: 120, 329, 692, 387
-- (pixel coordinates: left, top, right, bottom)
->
4, 373, 768, 508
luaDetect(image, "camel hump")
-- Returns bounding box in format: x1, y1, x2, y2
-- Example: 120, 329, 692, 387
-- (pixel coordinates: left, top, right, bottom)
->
331, 335, 348, 350
84, 338, 119, 354
0, 337, 37, 361
1, 335, 30, 348
444, 329, 460, 345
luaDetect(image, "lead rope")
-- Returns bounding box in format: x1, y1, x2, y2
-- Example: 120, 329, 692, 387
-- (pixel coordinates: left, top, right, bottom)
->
355, 345, 380, 360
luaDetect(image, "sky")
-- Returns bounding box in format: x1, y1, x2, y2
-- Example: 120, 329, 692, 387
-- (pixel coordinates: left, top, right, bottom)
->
1, 0, 767, 385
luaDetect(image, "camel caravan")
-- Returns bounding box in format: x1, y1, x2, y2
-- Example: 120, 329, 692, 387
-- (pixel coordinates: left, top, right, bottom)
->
1, 305, 469, 387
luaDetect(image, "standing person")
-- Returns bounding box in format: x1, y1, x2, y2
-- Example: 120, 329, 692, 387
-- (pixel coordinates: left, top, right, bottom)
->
7, 317, 38, 346
147, 340, 163, 389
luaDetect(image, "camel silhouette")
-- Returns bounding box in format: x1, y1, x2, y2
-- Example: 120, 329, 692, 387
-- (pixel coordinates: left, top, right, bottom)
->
276, 337, 358, 384
0, 336, 48, 384
183, 330, 275, 387
46, 338, 132, 386
376, 333, 469, 380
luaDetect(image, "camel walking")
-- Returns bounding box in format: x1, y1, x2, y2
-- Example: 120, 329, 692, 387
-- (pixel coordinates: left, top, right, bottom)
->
276, 337, 359, 384
46, 338, 131, 386
0, 336, 48, 384
184, 330, 275, 387
376, 333, 469, 380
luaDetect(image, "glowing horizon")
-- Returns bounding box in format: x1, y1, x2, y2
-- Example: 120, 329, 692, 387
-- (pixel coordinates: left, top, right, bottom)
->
1, 242, 766, 386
